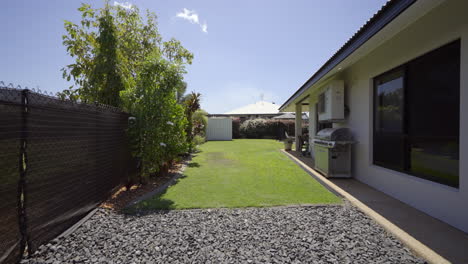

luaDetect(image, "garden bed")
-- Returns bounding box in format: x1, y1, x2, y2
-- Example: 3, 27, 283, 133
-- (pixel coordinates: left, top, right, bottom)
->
100, 158, 188, 211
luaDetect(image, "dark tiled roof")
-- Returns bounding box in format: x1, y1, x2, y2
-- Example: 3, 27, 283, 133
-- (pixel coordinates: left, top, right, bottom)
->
279, 0, 417, 110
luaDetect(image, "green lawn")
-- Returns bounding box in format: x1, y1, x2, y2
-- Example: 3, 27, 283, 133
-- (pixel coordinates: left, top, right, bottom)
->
134, 139, 341, 210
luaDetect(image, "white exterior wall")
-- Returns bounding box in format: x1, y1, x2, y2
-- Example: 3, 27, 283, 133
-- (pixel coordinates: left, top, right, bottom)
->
206, 118, 232, 141
336, 0, 468, 232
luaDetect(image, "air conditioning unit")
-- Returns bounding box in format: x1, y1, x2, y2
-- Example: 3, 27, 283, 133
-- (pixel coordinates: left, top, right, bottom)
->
318, 80, 345, 122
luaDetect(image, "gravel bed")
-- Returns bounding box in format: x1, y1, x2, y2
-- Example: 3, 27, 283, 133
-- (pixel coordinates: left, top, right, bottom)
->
22, 203, 425, 263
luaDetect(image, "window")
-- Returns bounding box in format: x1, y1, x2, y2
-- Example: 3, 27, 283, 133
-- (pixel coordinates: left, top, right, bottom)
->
375, 69, 404, 133
373, 40, 460, 188
374, 68, 406, 170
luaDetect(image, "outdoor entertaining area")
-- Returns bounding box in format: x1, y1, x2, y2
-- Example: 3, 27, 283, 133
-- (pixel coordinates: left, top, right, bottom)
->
281, 0, 468, 236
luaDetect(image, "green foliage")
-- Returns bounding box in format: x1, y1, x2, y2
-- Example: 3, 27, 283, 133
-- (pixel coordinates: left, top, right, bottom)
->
60, 3, 132, 105
121, 52, 188, 177
60, 2, 194, 178
91, 7, 128, 106
239, 119, 295, 139
193, 135, 206, 146
183, 92, 202, 151
192, 109, 208, 137
59, 2, 193, 106
175, 81, 188, 104
232, 118, 241, 139
239, 119, 267, 138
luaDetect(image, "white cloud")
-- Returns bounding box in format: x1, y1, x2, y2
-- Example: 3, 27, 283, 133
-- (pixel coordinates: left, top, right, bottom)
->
176, 8, 208, 33
201, 22, 208, 33
176, 8, 199, 24
114, 1, 133, 10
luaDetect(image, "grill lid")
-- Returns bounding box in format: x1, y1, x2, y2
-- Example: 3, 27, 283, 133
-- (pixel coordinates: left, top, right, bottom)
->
315, 127, 353, 141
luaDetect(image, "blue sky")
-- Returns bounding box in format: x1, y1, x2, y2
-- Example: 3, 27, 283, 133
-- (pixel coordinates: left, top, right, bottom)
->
0, 0, 387, 113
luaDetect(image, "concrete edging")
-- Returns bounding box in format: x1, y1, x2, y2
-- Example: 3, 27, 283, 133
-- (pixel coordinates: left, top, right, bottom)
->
125, 156, 191, 209
281, 149, 450, 264
57, 208, 99, 239
125, 171, 185, 209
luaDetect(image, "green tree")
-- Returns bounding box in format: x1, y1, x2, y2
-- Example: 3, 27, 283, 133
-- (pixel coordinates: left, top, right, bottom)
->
61, 2, 194, 179
59, 2, 193, 105
192, 109, 208, 137
183, 92, 202, 150
175, 81, 188, 104
121, 51, 188, 177
91, 7, 127, 106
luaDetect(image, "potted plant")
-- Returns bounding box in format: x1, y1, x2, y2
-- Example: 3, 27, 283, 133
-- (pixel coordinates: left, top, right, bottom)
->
283, 138, 294, 151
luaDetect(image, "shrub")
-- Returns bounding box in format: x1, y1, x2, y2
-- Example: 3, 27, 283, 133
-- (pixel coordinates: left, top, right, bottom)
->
183, 92, 201, 152
192, 109, 208, 137
193, 135, 206, 146
240, 119, 267, 138
239, 119, 295, 139
121, 52, 188, 178
232, 118, 241, 139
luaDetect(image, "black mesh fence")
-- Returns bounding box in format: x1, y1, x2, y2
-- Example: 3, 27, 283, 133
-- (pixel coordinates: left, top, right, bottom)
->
0, 86, 134, 263
0, 88, 23, 264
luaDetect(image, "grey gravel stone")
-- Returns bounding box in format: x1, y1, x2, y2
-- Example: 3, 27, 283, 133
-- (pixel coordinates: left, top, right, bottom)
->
22, 203, 425, 263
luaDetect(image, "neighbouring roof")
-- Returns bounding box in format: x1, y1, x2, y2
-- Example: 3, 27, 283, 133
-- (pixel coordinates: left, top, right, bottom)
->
272, 113, 308, 120
224, 101, 279, 115
279, 0, 416, 110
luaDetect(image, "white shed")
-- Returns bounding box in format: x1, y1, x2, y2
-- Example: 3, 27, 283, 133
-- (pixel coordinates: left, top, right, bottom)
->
206, 118, 232, 141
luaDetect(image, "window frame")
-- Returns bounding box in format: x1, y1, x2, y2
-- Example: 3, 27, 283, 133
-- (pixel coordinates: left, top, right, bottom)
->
373, 66, 407, 135
373, 66, 409, 172
372, 40, 460, 188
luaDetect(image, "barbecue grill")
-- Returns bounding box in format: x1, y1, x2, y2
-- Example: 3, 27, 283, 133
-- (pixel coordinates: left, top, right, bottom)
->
313, 127, 354, 178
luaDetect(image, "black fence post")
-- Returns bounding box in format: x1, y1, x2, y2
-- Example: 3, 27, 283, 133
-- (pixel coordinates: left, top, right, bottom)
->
18, 89, 29, 259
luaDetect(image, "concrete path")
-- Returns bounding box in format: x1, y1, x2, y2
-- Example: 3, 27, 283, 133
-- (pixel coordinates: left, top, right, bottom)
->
284, 150, 468, 264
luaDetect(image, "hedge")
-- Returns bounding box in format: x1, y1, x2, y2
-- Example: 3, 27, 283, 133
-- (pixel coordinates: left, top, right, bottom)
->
233, 118, 295, 139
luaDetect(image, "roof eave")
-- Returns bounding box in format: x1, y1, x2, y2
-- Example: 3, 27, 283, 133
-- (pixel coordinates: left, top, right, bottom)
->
279, 0, 416, 111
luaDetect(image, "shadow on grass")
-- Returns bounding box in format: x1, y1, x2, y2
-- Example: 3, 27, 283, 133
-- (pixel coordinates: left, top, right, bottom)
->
122, 150, 209, 216
123, 184, 177, 215
187, 162, 200, 168
122, 169, 190, 216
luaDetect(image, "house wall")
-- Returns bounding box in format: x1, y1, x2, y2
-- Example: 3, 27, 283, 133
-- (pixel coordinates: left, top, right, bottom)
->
337, 0, 468, 232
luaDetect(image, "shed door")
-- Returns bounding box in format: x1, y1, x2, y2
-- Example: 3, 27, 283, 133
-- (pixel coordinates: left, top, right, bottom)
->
206, 118, 232, 141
